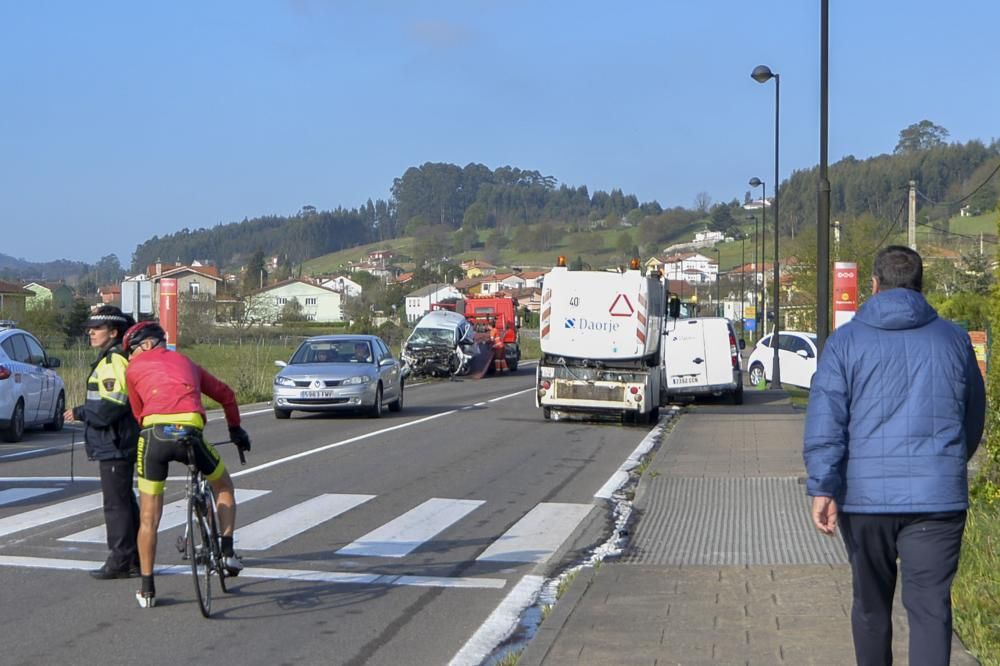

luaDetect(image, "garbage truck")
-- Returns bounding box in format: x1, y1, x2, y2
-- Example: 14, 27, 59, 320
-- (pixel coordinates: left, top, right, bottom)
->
536, 258, 665, 423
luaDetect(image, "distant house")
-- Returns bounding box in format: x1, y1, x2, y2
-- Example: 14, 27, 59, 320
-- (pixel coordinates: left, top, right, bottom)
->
516, 271, 546, 289
479, 273, 526, 295
498, 287, 543, 314
404, 283, 462, 323
319, 275, 364, 298
250, 279, 344, 324
24, 282, 75, 311
461, 259, 498, 278
0, 281, 33, 321
660, 252, 717, 285
145, 260, 224, 315
350, 261, 402, 282
98, 284, 122, 306
453, 276, 487, 296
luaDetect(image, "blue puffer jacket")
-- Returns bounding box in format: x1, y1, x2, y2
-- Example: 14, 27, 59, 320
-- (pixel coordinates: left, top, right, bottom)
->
803, 288, 985, 513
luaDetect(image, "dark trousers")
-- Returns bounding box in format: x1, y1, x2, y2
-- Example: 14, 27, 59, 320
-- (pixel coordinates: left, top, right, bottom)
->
839, 511, 966, 666
99, 459, 140, 571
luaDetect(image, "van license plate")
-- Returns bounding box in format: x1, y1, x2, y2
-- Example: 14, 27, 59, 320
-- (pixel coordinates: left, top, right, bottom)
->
671, 376, 698, 385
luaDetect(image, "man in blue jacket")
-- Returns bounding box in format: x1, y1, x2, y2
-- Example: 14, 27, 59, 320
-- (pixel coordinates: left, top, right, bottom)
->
804, 245, 985, 666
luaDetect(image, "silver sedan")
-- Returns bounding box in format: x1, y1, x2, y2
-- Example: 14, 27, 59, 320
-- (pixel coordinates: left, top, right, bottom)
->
272, 334, 403, 419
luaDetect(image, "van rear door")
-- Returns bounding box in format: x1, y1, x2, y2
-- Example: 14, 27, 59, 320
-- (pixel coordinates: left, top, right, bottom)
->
663, 319, 709, 389
700, 318, 737, 387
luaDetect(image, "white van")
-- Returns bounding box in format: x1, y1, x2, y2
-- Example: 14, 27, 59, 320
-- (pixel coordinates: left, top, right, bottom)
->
661, 316, 745, 404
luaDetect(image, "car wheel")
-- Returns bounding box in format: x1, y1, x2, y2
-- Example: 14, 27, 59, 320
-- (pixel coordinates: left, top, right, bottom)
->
369, 385, 383, 418
542, 407, 551, 420
748, 362, 766, 387
44, 392, 66, 431
274, 407, 291, 420
2, 400, 25, 443
388, 381, 404, 412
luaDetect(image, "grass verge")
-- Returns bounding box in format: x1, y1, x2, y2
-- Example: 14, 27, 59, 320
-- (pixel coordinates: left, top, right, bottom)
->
953, 494, 1000, 664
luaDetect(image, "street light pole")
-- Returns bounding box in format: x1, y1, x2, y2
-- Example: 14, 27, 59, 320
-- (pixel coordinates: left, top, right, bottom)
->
752, 64, 782, 389
746, 214, 758, 339
817, 0, 831, 356
739, 233, 745, 329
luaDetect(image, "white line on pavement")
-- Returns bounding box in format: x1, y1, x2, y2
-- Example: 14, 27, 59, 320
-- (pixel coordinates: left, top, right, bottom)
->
477, 503, 593, 563
337, 498, 485, 558
449, 574, 545, 666
0, 492, 103, 538
0, 555, 507, 590
237, 493, 374, 550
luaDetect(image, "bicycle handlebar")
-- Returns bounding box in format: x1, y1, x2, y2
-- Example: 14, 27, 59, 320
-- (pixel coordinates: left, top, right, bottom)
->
210, 439, 247, 466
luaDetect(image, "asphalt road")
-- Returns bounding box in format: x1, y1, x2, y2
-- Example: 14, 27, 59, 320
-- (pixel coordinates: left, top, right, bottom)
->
0, 365, 656, 666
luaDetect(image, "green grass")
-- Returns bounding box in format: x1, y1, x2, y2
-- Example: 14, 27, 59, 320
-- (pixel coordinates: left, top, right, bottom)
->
953, 499, 1000, 665
948, 210, 999, 237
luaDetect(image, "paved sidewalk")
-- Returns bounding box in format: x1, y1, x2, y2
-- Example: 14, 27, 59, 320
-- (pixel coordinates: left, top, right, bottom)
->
519, 390, 979, 665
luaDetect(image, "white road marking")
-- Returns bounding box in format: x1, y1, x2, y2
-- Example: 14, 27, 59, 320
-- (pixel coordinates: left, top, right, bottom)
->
337, 498, 485, 558
236, 493, 374, 550
449, 574, 545, 666
0, 449, 48, 460
476, 503, 593, 563
594, 413, 665, 499
0, 492, 103, 538
0, 488, 60, 506
0, 555, 507, 590
59, 489, 270, 543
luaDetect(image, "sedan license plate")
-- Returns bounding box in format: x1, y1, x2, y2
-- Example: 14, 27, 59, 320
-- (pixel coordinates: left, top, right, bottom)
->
671, 375, 698, 385
301, 390, 336, 398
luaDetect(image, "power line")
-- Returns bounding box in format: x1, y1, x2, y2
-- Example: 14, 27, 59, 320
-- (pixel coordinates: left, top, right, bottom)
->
873, 196, 909, 251
917, 220, 998, 245
915, 159, 1000, 207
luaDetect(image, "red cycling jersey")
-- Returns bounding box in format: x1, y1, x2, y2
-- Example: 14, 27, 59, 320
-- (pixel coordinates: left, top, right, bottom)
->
125, 346, 241, 429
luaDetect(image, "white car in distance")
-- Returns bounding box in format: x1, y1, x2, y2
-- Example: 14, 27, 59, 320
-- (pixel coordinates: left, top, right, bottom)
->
746, 331, 818, 390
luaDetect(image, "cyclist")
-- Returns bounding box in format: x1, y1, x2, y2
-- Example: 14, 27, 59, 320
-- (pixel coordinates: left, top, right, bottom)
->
121, 321, 251, 609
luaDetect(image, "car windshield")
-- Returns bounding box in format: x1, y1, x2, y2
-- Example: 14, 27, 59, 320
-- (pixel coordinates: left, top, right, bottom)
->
291, 340, 372, 364
409, 327, 455, 346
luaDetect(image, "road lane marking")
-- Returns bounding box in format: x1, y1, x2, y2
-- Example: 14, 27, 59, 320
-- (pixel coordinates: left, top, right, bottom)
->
337, 498, 485, 558
236, 493, 374, 550
0, 492, 103, 538
59, 489, 271, 543
449, 574, 545, 666
0, 488, 61, 506
476, 503, 593, 563
0, 555, 507, 590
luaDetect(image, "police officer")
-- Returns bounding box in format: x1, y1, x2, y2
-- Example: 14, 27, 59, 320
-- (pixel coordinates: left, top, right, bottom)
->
65, 306, 141, 579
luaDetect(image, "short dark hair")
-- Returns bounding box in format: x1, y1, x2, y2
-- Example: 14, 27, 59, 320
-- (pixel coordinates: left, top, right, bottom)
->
873, 245, 923, 292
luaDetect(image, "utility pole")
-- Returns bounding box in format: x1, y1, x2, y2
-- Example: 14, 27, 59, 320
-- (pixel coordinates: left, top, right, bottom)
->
816, 0, 831, 356
908, 180, 917, 250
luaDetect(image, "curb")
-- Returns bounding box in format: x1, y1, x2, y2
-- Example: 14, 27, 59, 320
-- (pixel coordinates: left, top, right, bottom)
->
517, 566, 596, 666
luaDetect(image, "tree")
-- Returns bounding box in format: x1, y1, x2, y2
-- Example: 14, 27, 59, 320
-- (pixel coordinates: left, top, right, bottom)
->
280, 297, 307, 324
694, 192, 712, 214
63, 299, 92, 347
177, 293, 216, 344
243, 250, 268, 293
894, 120, 949, 154
710, 203, 735, 232
616, 231, 634, 259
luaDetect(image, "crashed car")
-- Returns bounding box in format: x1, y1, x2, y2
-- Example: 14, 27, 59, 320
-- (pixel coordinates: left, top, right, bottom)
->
401, 310, 481, 377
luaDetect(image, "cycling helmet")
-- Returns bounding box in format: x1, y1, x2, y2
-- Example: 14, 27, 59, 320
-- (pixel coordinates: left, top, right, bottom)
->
122, 321, 166, 355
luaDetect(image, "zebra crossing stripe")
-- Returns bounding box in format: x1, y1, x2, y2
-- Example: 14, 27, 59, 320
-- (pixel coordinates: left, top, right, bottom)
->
337, 498, 485, 558
0, 492, 103, 538
59, 489, 271, 544
236, 494, 375, 550
476, 502, 593, 563
0, 488, 60, 506
0, 555, 507, 590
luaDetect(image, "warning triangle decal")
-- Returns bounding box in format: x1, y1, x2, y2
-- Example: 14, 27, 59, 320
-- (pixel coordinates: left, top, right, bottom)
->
609, 294, 634, 317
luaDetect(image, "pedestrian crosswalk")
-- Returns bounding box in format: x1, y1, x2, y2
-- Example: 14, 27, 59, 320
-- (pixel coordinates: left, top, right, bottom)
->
1, 486, 596, 573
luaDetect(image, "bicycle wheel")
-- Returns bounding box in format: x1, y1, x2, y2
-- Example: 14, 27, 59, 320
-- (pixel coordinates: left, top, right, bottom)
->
205, 493, 228, 593
187, 495, 213, 617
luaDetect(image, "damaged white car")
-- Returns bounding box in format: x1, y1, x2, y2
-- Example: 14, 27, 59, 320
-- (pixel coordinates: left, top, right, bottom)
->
401, 310, 484, 378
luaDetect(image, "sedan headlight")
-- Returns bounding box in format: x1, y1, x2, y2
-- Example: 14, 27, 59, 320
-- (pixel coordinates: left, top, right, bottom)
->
274, 375, 296, 387
341, 375, 372, 385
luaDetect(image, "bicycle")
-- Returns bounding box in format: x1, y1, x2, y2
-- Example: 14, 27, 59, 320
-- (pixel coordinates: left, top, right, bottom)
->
175, 437, 246, 618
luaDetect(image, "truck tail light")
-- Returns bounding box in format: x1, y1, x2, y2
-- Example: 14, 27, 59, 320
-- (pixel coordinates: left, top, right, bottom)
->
541, 380, 551, 390
629, 386, 639, 395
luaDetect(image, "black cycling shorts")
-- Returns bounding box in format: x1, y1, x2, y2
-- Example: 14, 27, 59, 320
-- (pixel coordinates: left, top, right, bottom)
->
136, 424, 225, 495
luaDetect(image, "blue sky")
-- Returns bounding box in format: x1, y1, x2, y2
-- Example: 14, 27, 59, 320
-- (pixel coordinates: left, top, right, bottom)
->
2, 1, 997, 265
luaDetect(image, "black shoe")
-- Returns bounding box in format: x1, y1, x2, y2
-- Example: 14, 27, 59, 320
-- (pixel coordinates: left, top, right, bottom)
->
90, 564, 137, 580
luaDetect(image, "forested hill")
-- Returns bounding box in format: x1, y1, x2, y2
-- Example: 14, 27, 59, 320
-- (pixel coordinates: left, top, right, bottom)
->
132, 135, 1000, 273
130, 163, 663, 272
779, 137, 1000, 237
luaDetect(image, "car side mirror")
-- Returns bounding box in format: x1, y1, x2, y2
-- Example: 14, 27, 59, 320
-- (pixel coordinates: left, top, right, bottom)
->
274, 360, 288, 368
379, 358, 394, 367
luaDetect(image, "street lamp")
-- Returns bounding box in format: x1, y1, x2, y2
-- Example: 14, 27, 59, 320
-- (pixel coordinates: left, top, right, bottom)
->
751, 64, 782, 388
749, 178, 768, 337
737, 232, 746, 329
